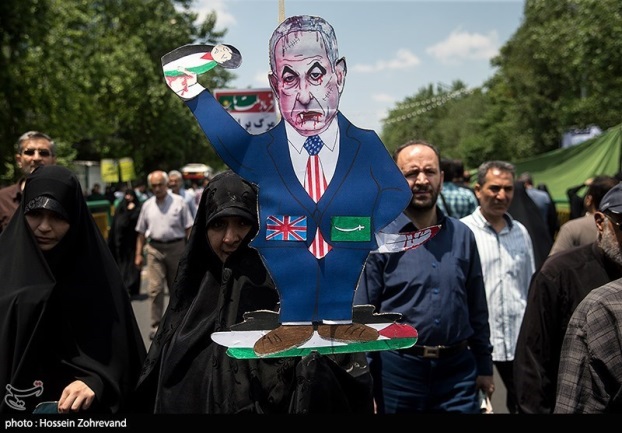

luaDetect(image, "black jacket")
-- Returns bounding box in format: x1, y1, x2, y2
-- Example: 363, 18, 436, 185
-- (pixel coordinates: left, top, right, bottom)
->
514, 242, 622, 413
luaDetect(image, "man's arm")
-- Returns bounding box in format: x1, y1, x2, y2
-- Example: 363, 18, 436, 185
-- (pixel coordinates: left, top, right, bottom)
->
135, 233, 146, 268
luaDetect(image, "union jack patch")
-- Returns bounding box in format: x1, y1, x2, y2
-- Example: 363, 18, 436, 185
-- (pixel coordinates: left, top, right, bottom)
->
266, 215, 307, 241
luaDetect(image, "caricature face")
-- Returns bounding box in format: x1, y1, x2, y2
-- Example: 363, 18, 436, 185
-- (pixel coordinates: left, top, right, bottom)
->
212, 44, 233, 64
269, 30, 345, 136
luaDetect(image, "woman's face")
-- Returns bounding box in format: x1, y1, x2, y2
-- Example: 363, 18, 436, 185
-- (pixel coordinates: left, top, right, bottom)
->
207, 216, 253, 263
25, 209, 70, 251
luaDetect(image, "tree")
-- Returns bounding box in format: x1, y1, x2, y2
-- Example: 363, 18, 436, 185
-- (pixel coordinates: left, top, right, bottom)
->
485, 0, 622, 155
381, 81, 475, 156
381, 0, 622, 168
0, 0, 235, 184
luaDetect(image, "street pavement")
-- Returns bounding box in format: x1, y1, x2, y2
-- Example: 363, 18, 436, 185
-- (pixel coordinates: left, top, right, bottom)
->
130, 273, 508, 414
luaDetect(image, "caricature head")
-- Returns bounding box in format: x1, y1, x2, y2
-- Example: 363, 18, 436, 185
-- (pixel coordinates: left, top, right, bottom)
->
212, 44, 234, 64
268, 15, 347, 137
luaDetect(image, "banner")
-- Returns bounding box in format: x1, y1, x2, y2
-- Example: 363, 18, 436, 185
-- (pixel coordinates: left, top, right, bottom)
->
214, 88, 278, 134
119, 157, 136, 182
100, 159, 119, 183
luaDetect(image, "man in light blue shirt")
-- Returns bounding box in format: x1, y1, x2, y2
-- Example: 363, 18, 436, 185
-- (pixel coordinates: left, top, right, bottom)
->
461, 160, 535, 414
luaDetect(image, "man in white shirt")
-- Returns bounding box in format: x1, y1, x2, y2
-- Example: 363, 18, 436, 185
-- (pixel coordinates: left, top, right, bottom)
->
135, 170, 194, 339
461, 160, 536, 414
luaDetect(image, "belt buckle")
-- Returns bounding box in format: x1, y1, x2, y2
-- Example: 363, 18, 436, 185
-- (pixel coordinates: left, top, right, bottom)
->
423, 346, 440, 358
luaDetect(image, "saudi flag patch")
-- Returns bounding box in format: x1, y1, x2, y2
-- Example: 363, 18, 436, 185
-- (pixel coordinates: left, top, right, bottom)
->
331, 216, 371, 241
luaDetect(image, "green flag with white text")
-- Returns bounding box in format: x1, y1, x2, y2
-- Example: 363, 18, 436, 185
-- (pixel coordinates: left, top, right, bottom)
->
331, 216, 371, 241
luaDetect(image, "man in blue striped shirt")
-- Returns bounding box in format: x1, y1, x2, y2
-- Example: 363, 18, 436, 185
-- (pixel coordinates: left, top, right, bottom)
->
461, 160, 536, 414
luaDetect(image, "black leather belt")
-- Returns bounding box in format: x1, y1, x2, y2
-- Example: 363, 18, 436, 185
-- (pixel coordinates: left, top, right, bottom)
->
149, 238, 184, 245
403, 340, 469, 358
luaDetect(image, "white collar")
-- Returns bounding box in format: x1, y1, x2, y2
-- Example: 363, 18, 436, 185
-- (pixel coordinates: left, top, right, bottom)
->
286, 121, 339, 155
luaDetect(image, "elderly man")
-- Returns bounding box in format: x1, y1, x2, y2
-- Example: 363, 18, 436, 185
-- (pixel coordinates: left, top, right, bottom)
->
514, 182, 622, 413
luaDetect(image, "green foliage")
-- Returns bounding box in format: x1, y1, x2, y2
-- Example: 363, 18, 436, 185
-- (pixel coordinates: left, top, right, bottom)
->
3, 0, 622, 184
0, 0, 232, 184
381, 0, 622, 168
381, 81, 474, 157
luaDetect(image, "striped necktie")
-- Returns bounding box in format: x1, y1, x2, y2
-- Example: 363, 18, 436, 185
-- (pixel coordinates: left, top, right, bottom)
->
303, 135, 331, 259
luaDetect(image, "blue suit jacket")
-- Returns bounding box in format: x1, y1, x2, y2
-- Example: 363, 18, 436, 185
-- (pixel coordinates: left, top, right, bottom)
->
187, 90, 411, 322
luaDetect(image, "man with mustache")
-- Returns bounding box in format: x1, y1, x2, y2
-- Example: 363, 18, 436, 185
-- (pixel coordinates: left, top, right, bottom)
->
0, 131, 58, 235
461, 160, 536, 414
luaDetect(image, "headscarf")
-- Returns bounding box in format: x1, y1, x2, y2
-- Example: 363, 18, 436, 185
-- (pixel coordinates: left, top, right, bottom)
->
134, 170, 373, 413
0, 165, 146, 413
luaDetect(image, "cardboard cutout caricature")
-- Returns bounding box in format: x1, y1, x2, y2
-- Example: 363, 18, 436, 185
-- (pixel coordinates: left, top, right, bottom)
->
162, 15, 439, 358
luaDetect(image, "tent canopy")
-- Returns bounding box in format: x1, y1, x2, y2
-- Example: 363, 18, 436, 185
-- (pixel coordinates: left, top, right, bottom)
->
513, 124, 622, 205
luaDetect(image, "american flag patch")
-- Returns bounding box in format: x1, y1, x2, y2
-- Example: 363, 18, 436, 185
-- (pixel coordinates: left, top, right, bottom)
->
266, 215, 307, 241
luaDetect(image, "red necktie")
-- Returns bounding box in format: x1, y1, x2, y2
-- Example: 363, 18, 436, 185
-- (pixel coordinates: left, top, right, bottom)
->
303, 135, 332, 259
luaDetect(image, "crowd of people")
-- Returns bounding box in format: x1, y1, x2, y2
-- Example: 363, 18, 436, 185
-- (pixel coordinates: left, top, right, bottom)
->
2, 134, 622, 415
4, 13, 622, 417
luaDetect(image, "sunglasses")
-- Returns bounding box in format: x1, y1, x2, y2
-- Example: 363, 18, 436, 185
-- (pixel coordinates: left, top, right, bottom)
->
22, 149, 52, 157
604, 210, 622, 229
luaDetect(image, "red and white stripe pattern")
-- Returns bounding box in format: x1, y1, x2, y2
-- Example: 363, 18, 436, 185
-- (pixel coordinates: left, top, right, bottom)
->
304, 154, 327, 202
303, 135, 327, 202
303, 135, 332, 259
309, 227, 331, 259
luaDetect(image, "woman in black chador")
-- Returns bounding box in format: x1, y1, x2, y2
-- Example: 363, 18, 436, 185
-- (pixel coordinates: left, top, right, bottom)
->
133, 170, 373, 413
108, 187, 143, 296
0, 165, 146, 413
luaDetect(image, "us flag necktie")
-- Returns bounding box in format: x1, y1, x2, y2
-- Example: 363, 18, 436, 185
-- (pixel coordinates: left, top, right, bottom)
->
303, 135, 332, 259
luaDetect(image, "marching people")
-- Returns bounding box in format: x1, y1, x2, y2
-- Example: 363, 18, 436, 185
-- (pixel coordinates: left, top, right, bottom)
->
515, 182, 622, 413
108, 187, 143, 297
549, 175, 618, 255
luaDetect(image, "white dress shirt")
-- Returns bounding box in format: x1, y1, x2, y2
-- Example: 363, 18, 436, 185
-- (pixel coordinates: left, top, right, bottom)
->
285, 121, 340, 187
461, 207, 536, 362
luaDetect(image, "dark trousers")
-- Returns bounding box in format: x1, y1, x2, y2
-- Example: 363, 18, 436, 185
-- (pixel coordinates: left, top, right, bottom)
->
371, 348, 480, 413
494, 360, 518, 414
